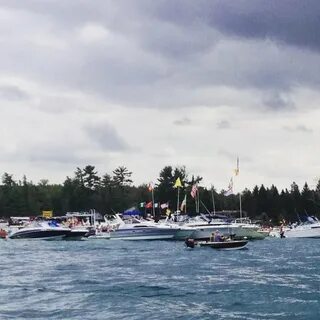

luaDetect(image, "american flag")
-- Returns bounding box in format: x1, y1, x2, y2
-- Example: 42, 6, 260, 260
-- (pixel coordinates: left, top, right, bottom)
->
148, 182, 154, 192
190, 184, 198, 198
224, 178, 233, 196
160, 202, 169, 209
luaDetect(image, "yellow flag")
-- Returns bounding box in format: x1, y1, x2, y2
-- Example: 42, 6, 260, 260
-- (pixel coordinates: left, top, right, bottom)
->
42, 210, 53, 218
234, 157, 240, 176
174, 177, 182, 188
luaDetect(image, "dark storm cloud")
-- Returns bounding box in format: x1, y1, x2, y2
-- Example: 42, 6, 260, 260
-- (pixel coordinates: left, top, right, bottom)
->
204, 0, 320, 52
1, 0, 320, 110
85, 122, 129, 151
149, 0, 320, 52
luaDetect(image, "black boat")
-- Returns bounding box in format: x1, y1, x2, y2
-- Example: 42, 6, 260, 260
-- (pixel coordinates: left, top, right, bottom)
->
8, 220, 71, 240
185, 238, 248, 250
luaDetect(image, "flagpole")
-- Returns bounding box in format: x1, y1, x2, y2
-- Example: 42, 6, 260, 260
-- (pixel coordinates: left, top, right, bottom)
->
152, 189, 155, 217
211, 185, 216, 214
177, 187, 180, 212
185, 193, 187, 214
239, 193, 242, 220
234, 157, 242, 220
197, 186, 200, 213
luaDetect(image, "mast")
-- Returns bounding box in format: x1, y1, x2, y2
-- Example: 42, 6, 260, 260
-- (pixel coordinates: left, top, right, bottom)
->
211, 185, 216, 214
239, 193, 242, 219
151, 188, 155, 217
197, 186, 200, 213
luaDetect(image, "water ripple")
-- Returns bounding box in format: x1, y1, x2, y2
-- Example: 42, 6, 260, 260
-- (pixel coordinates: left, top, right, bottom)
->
0, 238, 319, 319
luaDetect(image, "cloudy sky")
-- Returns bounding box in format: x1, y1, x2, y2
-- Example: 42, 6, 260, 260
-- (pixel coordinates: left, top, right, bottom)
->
1, 0, 320, 191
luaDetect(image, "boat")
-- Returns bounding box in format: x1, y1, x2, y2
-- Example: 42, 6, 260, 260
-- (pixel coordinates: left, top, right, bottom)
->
102, 214, 178, 240
64, 226, 89, 240
167, 214, 239, 240
8, 219, 71, 240
185, 238, 248, 250
230, 218, 269, 240
280, 217, 320, 238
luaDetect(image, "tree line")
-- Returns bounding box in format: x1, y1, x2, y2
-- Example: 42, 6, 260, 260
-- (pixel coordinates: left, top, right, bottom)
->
0, 165, 319, 225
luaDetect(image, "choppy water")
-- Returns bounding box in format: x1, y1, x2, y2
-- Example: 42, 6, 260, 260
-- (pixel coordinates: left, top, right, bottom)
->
0, 238, 319, 320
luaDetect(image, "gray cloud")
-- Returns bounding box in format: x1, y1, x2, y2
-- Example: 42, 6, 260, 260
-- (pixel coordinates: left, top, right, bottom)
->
173, 117, 191, 126
85, 122, 129, 151
205, 0, 320, 52
263, 91, 295, 110
1, 1, 320, 111
217, 120, 230, 129
0, 85, 29, 101
283, 125, 313, 133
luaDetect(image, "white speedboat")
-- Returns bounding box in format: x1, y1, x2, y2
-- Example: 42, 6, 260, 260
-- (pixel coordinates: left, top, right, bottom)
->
8, 220, 71, 240
102, 214, 178, 240
282, 220, 320, 238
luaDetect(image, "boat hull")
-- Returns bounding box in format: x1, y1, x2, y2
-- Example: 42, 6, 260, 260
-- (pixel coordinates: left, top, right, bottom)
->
198, 240, 248, 250
283, 227, 320, 238
232, 227, 268, 240
110, 227, 176, 240
64, 229, 88, 240
185, 238, 248, 250
9, 229, 71, 240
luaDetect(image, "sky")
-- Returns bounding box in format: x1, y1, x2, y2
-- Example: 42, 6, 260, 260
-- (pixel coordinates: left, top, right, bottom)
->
1, 0, 320, 192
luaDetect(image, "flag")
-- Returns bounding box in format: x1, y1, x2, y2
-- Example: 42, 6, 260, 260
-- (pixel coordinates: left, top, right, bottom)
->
139, 202, 145, 208
42, 210, 53, 218
160, 202, 169, 209
190, 184, 198, 198
224, 178, 233, 196
145, 201, 153, 208
147, 182, 154, 192
180, 195, 186, 211
234, 157, 240, 176
154, 202, 159, 208
166, 208, 171, 216
173, 177, 182, 188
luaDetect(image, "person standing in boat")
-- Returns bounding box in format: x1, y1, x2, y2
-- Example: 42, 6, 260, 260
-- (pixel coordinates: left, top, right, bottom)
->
279, 223, 285, 238
211, 230, 224, 242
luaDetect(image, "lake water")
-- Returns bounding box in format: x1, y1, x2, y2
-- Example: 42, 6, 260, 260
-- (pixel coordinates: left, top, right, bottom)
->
0, 238, 319, 319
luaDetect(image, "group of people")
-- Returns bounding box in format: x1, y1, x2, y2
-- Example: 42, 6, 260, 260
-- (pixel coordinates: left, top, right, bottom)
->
210, 230, 226, 242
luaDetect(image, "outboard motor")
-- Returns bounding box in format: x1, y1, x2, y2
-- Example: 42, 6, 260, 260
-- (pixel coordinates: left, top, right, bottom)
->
185, 238, 195, 248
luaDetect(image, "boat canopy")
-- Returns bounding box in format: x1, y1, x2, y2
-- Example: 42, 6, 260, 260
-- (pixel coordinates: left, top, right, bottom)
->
123, 207, 142, 216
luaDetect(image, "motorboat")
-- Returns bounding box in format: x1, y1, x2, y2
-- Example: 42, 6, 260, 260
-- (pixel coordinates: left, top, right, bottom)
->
8, 219, 71, 240
102, 214, 178, 240
167, 214, 239, 240
185, 238, 248, 250
230, 218, 269, 240
280, 218, 320, 238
